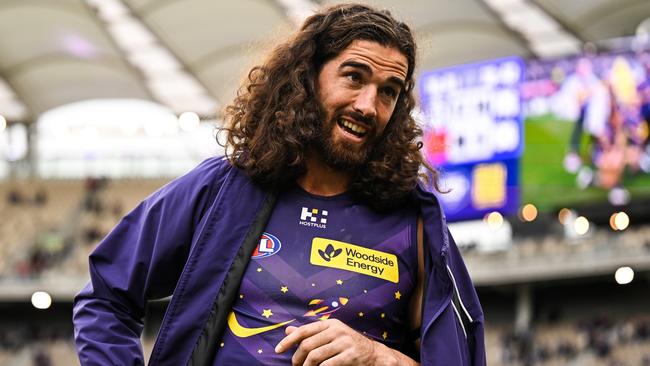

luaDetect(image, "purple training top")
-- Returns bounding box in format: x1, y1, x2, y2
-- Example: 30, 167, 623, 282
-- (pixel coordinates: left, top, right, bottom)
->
214, 184, 419, 365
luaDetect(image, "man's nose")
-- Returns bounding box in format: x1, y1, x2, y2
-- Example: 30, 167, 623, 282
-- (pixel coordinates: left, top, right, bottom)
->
352, 87, 377, 119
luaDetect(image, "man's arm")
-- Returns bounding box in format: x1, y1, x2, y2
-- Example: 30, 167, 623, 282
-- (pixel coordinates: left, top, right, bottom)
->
72, 158, 228, 365
273, 218, 426, 366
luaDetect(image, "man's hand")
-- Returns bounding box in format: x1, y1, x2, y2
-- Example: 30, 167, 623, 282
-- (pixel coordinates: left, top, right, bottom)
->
274, 319, 407, 366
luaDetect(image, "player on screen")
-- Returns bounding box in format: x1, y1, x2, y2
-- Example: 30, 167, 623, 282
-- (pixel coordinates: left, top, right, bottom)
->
561, 56, 646, 204
561, 57, 610, 175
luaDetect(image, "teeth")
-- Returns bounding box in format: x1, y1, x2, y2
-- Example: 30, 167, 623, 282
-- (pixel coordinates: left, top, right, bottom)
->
340, 119, 367, 134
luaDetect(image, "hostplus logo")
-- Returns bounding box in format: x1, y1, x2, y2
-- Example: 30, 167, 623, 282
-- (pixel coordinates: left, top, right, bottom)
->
299, 207, 328, 229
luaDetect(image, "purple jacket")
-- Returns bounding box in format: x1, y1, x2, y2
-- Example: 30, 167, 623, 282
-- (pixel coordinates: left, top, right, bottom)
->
73, 157, 486, 365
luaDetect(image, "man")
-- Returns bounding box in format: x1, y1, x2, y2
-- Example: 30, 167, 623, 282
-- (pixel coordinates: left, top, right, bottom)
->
73, 4, 485, 365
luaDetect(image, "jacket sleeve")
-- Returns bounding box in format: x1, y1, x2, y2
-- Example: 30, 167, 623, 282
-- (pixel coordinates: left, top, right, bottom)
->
445, 228, 487, 366
72, 157, 231, 365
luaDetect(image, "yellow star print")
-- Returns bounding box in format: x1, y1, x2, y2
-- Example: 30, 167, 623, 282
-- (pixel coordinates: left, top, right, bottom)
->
358, 312, 364, 317
382, 331, 388, 340
261, 309, 273, 318
336, 279, 343, 285
256, 268, 262, 272
394, 291, 401, 300
380, 313, 385, 319
280, 286, 288, 293
258, 349, 263, 354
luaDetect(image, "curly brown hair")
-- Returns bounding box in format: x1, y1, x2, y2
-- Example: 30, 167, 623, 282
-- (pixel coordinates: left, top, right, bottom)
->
221, 3, 437, 211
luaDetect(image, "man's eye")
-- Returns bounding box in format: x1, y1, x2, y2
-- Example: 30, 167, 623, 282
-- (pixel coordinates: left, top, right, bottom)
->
380, 87, 398, 99
345, 73, 362, 83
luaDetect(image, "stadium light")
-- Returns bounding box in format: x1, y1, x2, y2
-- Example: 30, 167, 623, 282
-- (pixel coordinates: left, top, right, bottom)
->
485, 211, 504, 230
520, 203, 538, 222
574, 216, 589, 235
614, 212, 630, 231
610, 212, 630, 231
179, 112, 200, 132
31, 291, 52, 309
558, 208, 571, 225
615, 266, 634, 285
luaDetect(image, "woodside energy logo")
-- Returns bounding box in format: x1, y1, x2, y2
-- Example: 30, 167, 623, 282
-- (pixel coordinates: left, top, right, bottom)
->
309, 237, 399, 283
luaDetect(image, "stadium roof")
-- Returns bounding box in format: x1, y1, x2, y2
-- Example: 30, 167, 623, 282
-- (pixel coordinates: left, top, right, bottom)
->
0, 0, 648, 123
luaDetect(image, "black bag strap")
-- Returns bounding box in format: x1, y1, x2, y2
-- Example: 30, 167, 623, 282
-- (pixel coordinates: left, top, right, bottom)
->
188, 190, 278, 365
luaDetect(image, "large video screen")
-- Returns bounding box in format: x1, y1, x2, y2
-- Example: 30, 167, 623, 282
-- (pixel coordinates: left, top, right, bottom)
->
522, 51, 650, 211
420, 50, 650, 221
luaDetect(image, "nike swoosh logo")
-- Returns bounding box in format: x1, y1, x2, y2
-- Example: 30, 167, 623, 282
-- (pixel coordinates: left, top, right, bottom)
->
227, 311, 295, 338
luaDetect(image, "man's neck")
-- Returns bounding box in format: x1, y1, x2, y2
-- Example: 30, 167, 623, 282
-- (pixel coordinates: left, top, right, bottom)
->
296, 154, 352, 196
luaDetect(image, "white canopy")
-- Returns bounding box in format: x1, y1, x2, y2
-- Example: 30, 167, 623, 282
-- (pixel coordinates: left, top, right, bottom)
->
0, 0, 648, 123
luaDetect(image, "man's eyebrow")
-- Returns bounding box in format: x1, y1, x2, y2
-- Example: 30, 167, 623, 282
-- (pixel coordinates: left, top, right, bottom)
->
339, 60, 406, 89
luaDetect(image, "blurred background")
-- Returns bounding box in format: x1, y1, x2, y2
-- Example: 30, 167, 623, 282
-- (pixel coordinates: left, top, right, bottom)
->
0, 0, 649, 365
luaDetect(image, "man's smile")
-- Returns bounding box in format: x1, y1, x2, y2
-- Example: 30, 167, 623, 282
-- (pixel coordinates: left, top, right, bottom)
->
335, 119, 367, 143
333, 112, 375, 145
338, 118, 369, 137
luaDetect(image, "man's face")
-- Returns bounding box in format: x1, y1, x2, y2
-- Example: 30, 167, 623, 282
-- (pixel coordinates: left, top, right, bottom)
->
315, 40, 408, 170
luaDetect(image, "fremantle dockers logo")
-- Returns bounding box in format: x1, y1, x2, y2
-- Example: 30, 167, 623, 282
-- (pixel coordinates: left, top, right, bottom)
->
252, 233, 282, 259
299, 207, 328, 229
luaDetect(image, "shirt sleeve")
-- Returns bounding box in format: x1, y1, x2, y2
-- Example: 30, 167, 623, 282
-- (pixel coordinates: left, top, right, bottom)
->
72, 157, 231, 365
415, 183, 486, 366
444, 228, 487, 366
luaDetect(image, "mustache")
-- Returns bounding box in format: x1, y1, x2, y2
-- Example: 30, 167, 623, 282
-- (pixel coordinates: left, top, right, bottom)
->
337, 110, 376, 127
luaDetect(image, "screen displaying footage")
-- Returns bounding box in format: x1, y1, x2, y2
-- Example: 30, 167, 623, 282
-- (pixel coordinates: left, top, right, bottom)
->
419, 57, 524, 221
523, 51, 650, 210
419, 49, 650, 222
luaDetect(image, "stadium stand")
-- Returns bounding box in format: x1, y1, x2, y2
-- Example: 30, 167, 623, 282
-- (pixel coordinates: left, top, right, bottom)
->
44, 178, 170, 279
488, 316, 650, 366
464, 224, 650, 287
0, 180, 84, 279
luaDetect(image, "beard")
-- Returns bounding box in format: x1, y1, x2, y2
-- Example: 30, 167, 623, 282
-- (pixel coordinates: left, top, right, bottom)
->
314, 110, 379, 171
